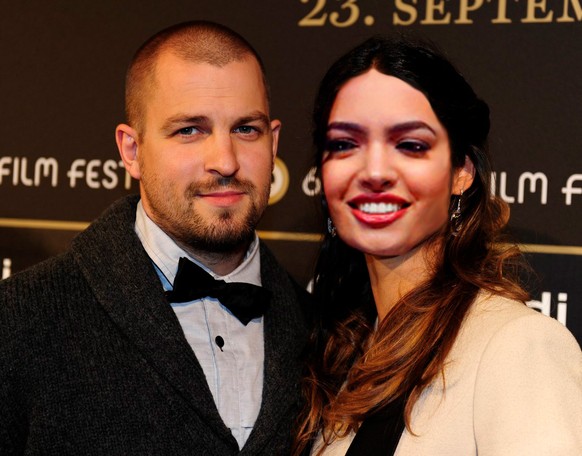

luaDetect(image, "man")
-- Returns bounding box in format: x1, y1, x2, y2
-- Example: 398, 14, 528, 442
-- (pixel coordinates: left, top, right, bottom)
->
0, 21, 309, 455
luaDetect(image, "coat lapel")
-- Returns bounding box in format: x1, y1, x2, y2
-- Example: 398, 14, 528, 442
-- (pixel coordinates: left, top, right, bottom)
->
71, 196, 236, 449
241, 243, 309, 454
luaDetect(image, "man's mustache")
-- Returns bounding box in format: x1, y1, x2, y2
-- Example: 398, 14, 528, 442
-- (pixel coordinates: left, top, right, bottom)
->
186, 176, 256, 195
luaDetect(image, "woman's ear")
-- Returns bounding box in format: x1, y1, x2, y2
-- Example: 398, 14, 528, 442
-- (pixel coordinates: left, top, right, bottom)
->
453, 155, 476, 195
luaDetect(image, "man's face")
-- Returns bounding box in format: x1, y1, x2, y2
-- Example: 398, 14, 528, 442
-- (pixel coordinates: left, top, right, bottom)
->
124, 53, 279, 253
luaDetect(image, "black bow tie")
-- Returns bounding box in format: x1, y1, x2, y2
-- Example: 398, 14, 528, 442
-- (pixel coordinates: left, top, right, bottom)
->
164, 257, 270, 325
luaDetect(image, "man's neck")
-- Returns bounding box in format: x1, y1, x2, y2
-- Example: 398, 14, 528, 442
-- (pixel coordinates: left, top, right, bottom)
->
176, 240, 249, 276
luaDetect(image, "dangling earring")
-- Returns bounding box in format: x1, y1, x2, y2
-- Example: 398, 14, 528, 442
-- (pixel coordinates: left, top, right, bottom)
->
327, 217, 337, 237
450, 190, 463, 236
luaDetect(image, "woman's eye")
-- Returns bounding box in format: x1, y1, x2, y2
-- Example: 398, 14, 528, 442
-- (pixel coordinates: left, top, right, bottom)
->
397, 140, 429, 153
325, 139, 357, 153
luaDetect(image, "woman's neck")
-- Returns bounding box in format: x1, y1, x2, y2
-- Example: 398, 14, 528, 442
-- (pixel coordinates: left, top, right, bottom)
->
366, 241, 440, 321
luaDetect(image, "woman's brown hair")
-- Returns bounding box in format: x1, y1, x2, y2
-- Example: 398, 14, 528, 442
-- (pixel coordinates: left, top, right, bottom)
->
293, 36, 529, 455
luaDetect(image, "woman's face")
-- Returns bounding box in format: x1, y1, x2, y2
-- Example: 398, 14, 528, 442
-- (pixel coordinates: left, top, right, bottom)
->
322, 69, 466, 259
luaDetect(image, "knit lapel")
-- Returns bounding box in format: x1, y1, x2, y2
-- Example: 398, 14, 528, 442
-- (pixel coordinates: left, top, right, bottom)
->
241, 243, 309, 454
71, 196, 237, 449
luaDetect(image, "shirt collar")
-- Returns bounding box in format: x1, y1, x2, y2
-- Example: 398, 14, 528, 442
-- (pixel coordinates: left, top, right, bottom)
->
135, 200, 262, 288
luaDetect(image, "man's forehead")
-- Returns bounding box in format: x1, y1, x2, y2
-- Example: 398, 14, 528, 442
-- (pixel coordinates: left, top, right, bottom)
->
141, 55, 269, 129
154, 51, 261, 82
148, 53, 266, 100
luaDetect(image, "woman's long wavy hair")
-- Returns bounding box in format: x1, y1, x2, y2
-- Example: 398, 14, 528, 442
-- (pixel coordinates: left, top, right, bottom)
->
293, 36, 530, 455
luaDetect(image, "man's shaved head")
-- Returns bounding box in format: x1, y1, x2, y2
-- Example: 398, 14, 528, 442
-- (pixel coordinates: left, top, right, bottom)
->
125, 20, 269, 137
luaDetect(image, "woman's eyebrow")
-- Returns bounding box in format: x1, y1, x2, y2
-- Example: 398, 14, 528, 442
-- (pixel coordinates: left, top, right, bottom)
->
388, 121, 436, 136
327, 121, 367, 135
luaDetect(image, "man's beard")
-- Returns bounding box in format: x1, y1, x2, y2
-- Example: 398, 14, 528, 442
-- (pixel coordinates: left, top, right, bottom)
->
178, 200, 262, 253
147, 175, 269, 254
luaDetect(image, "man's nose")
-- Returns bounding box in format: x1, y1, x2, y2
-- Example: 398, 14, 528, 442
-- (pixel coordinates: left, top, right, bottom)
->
204, 133, 240, 177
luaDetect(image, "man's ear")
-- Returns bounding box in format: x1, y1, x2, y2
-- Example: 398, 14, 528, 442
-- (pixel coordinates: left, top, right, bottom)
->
270, 119, 281, 170
453, 155, 476, 195
115, 124, 141, 179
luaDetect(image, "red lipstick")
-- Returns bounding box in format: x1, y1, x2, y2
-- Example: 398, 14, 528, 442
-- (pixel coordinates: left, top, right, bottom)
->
348, 193, 409, 227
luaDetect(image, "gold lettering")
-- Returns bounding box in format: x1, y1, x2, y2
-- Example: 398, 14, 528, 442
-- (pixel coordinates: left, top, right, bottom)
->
522, 0, 554, 22
557, 0, 582, 21
394, 0, 418, 25
489, 0, 512, 24
298, 0, 328, 27
421, 0, 451, 24
329, 0, 360, 27
456, 0, 484, 24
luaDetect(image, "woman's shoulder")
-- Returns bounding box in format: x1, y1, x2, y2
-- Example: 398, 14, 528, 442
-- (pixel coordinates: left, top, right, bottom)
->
469, 291, 537, 320
467, 292, 582, 454
463, 291, 579, 348
470, 290, 582, 368
446, 290, 582, 391
459, 292, 582, 360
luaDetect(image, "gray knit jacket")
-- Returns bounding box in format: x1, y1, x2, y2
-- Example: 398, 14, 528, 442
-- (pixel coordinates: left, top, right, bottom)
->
0, 195, 309, 455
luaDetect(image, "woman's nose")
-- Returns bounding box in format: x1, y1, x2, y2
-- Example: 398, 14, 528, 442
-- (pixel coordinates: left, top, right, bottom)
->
359, 143, 397, 191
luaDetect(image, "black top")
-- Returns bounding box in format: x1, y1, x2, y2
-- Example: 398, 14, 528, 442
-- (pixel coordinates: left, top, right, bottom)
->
346, 396, 406, 456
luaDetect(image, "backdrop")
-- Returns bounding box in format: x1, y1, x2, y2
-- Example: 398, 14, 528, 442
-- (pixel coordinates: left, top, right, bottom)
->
1, 0, 581, 344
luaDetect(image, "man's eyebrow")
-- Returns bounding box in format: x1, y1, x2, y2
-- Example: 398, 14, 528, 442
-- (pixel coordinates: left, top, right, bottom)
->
236, 112, 270, 126
161, 115, 209, 133
161, 112, 271, 133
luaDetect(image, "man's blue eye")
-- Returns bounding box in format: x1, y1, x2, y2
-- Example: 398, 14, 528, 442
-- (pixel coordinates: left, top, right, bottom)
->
178, 127, 198, 136
235, 126, 257, 134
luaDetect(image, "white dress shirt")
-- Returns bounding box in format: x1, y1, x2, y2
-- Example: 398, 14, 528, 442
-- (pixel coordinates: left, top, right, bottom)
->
135, 201, 264, 449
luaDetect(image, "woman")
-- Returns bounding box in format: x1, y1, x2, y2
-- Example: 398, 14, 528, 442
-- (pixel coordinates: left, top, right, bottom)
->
294, 36, 582, 455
